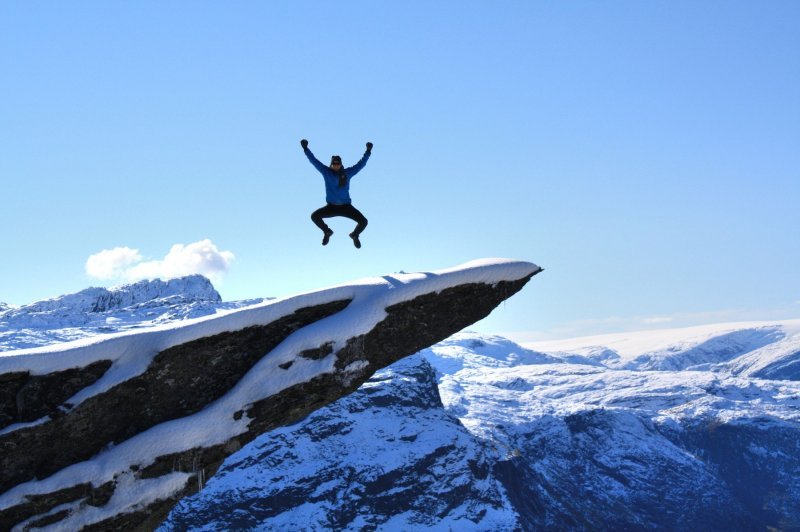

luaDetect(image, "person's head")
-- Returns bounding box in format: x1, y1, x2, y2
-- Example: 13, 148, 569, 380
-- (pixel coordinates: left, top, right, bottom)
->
330, 155, 342, 170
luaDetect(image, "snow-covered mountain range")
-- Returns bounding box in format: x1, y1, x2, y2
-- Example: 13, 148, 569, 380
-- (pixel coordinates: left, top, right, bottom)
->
163, 325, 800, 531
0, 275, 265, 351
528, 320, 800, 380
2, 271, 799, 530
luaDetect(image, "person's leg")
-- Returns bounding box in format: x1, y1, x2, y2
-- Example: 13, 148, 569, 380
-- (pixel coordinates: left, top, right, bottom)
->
341, 205, 368, 235
311, 205, 336, 245
338, 205, 368, 248
311, 205, 335, 232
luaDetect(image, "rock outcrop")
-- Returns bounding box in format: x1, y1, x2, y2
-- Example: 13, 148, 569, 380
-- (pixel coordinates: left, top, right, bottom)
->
0, 259, 541, 531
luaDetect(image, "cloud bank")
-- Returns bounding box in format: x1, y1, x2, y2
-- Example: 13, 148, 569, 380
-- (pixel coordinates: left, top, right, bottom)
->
86, 240, 235, 284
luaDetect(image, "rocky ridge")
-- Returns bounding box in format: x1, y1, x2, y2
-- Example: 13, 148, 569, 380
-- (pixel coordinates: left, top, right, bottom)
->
0, 259, 540, 530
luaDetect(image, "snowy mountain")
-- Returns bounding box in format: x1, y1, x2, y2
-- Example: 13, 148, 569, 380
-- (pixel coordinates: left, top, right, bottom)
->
528, 319, 800, 380
163, 355, 519, 531
0, 275, 265, 351
0, 259, 539, 531
162, 327, 800, 531
3, 270, 799, 530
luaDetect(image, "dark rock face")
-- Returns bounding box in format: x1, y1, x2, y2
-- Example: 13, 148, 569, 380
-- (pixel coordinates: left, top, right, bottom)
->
162, 357, 514, 531
492, 410, 755, 531
242, 279, 536, 444
496, 411, 800, 531
675, 420, 800, 529
0, 360, 112, 428
0, 300, 352, 496
0, 272, 536, 531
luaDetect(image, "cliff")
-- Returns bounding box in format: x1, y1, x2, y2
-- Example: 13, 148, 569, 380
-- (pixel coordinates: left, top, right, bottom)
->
0, 259, 541, 530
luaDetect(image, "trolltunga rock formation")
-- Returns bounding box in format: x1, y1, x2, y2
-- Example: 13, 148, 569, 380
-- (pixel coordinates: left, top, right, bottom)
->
0, 259, 541, 531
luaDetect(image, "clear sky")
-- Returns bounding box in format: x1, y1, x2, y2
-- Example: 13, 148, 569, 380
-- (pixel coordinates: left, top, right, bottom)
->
2, 1, 799, 340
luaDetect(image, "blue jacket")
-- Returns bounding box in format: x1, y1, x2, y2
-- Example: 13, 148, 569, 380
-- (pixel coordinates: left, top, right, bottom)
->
304, 148, 370, 205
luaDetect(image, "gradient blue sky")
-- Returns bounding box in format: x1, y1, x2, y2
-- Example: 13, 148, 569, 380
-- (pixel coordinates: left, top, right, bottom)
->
2, 2, 798, 340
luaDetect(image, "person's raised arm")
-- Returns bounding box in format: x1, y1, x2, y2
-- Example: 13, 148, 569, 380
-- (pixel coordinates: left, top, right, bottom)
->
301, 139, 328, 173
347, 142, 373, 178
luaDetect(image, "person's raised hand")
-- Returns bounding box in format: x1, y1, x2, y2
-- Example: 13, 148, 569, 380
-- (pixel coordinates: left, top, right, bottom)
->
366, 142, 373, 153
301, 139, 309, 149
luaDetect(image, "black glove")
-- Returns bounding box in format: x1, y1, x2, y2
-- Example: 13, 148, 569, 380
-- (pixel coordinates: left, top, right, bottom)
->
300, 139, 309, 149
366, 142, 373, 153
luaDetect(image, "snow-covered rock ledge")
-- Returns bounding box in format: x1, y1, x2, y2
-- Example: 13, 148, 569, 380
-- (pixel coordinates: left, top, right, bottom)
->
0, 259, 541, 531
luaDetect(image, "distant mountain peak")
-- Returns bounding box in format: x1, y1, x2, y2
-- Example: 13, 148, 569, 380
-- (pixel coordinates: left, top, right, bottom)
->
105, 274, 222, 309
0, 276, 226, 348
45, 275, 222, 315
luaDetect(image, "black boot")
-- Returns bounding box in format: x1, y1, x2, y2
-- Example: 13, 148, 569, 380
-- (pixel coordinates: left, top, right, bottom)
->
322, 229, 333, 246
349, 232, 361, 249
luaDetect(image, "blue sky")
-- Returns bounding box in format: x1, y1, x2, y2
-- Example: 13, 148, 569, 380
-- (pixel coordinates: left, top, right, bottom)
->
1, 1, 798, 339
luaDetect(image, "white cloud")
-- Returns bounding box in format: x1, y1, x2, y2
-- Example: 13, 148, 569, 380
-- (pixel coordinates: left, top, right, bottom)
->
85, 247, 143, 280
86, 240, 235, 283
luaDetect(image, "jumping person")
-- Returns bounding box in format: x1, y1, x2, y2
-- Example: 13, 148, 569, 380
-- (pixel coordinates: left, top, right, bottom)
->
301, 139, 373, 248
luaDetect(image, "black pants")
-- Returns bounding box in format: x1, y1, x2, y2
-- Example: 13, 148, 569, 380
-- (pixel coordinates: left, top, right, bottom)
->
311, 203, 368, 235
